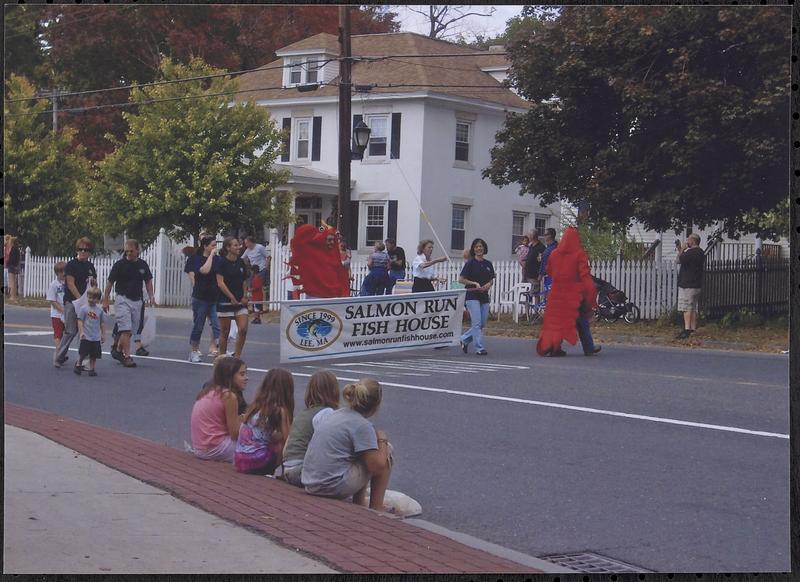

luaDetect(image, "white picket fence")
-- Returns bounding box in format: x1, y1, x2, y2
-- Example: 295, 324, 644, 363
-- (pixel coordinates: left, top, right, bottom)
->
24, 231, 680, 319
266, 238, 679, 319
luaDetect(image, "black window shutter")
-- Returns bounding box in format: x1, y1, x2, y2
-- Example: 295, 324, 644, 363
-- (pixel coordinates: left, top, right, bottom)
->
351, 114, 363, 161
281, 117, 291, 162
348, 201, 360, 249
387, 201, 398, 241
390, 113, 402, 159
311, 116, 322, 161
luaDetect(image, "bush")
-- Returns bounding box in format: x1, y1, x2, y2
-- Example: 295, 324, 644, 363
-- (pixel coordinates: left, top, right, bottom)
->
656, 308, 683, 327
719, 308, 765, 328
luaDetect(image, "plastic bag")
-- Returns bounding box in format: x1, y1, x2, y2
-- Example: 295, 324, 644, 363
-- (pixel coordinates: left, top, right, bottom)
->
228, 318, 238, 341
139, 309, 157, 347
366, 488, 423, 517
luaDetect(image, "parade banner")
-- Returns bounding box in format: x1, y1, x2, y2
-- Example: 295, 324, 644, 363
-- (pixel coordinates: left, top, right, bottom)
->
279, 289, 467, 363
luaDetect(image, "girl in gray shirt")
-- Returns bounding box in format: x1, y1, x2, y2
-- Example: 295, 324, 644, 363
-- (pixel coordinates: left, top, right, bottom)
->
302, 378, 393, 511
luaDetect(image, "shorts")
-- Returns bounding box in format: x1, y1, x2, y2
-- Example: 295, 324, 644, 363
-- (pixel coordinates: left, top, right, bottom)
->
78, 339, 102, 359
308, 461, 371, 499
193, 437, 236, 463
51, 317, 65, 340
114, 295, 143, 333
7, 265, 20, 275
218, 306, 248, 318
677, 287, 701, 312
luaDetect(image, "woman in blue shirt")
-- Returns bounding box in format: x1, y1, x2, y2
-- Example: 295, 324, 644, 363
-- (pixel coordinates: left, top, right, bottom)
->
458, 238, 495, 356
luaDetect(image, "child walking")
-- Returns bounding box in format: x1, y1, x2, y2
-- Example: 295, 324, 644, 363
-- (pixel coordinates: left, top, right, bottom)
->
234, 368, 295, 475
282, 370, 341, 486
46, 261, 67, 352
75, 287, 109, 377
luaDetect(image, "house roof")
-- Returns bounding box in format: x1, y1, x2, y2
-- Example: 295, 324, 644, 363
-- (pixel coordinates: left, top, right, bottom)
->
235, 32, 527, 110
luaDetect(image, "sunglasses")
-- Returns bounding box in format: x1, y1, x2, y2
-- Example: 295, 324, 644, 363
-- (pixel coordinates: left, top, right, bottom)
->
76, 248, 92, 252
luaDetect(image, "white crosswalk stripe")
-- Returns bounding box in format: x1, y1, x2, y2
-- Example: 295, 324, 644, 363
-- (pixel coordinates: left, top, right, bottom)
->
329, 358, 530, 377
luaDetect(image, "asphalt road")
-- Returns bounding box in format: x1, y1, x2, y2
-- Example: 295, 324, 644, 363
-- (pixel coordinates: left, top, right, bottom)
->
4, 305, 790, 572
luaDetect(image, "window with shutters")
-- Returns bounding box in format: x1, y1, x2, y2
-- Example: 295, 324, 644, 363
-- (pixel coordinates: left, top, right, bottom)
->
365, 115, 388, 159
455, 121, 471, 162
294, 118, 311, 161
451, 205, 469, 251
363, 202, 387, 247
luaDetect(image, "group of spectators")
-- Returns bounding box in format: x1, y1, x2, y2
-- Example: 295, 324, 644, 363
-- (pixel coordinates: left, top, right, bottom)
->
189, 358, 393, 512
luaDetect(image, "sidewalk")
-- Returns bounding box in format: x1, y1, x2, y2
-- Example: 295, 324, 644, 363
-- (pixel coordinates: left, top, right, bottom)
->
5, 404, 553, 574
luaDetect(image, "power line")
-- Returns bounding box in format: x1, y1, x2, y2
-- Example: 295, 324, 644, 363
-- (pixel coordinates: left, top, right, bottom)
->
6, 79, 520, 118
7, 57, 339, 103
8, 52, 506, 103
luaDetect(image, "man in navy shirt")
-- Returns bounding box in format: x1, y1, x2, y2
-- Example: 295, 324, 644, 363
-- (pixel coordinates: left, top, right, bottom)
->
102, 239, 155, 368
538, 228, 559, 286
54, 237, 98, 367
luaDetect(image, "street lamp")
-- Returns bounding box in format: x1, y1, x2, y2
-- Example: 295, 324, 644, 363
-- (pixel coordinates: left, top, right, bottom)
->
352, 120, 371, 155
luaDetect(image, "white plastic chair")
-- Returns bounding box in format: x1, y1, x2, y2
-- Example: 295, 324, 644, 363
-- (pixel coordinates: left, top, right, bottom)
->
498, 282, 531, 323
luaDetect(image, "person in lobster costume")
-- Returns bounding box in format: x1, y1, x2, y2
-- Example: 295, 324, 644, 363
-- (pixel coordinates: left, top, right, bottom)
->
535, 227, 600, 357
288, 222, 350, 299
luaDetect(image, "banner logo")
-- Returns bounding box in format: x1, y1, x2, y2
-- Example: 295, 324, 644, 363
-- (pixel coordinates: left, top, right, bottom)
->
286, 308, 343, 351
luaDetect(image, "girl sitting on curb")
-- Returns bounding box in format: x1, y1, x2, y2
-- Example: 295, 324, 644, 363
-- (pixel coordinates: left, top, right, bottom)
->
302, 378, 393, 511
235, 368, 294, 475
282, 370, 341, 486
189, 357, 248, 462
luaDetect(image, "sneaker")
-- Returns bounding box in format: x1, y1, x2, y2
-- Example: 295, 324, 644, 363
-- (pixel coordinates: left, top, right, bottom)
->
190, 350, 203, 363
111, 348, 125, 363
675, 330, 691, 340
476, 350, 488, 356
207, 348, 219, 357
135, 346, 149, 357
461, 341, 468, 354
121, 357, 137, 368
73, 365, 82, 375
585, 346, 602, 356
87, 370, 98, 377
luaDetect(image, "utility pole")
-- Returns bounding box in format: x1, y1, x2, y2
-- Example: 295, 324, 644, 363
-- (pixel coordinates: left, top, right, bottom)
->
337, 5, 352, 244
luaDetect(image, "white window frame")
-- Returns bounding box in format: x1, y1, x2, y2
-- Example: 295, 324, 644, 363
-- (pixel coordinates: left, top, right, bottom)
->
534, 214, 548, 234
305, 59, 319, 84
289, 58, 303, 85
364, 114, 389, 160
451, 204, 469, 251
361, 201, 388, 248
512, 212, 528, 253
293, 118, 312, 161
455, 121, 471, 163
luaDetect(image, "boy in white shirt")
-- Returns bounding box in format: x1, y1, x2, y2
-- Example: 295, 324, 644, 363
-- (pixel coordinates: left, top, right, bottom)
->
46, 262, 67, 351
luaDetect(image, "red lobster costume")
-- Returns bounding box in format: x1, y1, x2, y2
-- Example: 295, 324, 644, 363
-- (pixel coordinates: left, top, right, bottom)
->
288, 223, 350, 298
536, 227, 598, 356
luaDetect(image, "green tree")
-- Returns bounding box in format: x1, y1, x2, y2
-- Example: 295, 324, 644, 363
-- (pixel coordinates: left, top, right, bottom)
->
82, 58, 292, 245
4, 74, 92, 255
484, 6, 790, 240
4, 5, 50, 87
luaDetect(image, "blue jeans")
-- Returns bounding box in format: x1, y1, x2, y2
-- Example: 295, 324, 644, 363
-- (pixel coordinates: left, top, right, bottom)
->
576, 316, 595, 354
387, 270, 405, 294
190, 298, 220, 347
461, 300, 490, 352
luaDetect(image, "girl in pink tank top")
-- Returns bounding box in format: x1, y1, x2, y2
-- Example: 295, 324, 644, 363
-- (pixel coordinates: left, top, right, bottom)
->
190, 356, 248, 462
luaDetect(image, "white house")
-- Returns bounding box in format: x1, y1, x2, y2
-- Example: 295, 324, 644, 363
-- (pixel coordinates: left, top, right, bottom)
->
235, 32, 560, 259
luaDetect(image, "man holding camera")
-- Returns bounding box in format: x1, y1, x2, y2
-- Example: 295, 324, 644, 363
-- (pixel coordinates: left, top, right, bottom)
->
675, 233, 704, 339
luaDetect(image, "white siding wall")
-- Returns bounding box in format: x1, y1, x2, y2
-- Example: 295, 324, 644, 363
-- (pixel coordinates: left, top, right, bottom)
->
419, 100, 560, 260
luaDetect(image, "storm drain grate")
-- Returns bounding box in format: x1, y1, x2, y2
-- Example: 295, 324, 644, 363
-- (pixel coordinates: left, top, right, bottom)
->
540, 551, 651, 573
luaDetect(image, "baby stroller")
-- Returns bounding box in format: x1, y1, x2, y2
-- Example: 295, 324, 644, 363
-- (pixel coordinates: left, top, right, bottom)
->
592, 276, 640, 323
